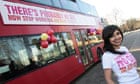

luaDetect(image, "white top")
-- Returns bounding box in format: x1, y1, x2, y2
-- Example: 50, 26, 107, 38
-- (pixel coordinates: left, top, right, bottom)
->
102, 46, 140, 84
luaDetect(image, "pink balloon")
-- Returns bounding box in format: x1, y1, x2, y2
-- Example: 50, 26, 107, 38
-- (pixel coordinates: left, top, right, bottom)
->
90, 28, 96, 32
47, 35, 50, 41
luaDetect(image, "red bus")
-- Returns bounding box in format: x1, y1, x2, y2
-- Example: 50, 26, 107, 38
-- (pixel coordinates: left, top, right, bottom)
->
0, 0, 104, 84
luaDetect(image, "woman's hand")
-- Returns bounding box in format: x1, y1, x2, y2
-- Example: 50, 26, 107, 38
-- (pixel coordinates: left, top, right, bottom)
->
104, 69, 115, 84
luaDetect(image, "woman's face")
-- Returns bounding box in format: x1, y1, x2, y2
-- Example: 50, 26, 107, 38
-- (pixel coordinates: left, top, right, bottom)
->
109, 30, 122, 49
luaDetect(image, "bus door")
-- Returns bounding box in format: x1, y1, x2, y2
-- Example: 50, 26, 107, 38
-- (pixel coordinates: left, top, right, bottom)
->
73, 30, 93, 67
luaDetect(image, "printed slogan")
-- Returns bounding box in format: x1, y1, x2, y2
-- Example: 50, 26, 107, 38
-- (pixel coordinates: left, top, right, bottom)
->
0, 1, 96, 25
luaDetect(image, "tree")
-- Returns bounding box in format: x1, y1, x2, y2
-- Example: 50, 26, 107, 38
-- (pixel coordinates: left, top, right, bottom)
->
101, 18, 108, 27
120, 24, 129, 32
105, 8, 123, 26
126, 18, 136, 31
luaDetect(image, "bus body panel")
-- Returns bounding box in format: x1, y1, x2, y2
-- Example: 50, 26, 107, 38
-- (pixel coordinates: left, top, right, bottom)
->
6, 56, 84, 84
91, 43, 104, 62
0, 0, 103, 84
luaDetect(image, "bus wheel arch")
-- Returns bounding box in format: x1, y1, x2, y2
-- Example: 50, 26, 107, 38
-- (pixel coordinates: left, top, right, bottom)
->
96, 47, 103, 59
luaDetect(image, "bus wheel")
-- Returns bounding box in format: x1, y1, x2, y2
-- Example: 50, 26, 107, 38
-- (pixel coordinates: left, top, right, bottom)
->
97, 47, 103, 59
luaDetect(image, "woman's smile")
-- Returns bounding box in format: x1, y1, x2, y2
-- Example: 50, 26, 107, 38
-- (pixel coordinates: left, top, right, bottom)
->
109, 30, 122, 49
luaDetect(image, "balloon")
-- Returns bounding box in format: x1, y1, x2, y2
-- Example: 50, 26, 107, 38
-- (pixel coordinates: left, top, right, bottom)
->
48, 40, 52, 44
47, 36, 52, 44
96, 32, 100, 35
90, 32, 94, 35
40, 33, 48, 40
50, 35, 57, 43
47, 29, 54, 36
41, 40, 48, 48
96, 30, 100, 35
90, 29, 95, 32
47, 35, 50, 41
96, 29, 102, 35
87, 28, 96, 33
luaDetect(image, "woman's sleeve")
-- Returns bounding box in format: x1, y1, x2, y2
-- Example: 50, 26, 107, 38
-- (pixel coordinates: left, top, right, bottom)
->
122, 46, 129, 52
102, 53, 112, 69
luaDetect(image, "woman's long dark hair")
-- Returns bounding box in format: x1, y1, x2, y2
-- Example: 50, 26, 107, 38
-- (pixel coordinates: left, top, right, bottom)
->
102, 25, 125, 54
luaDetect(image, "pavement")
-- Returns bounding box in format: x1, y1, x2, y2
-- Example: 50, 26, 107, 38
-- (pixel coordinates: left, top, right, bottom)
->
71, 62, 119, 84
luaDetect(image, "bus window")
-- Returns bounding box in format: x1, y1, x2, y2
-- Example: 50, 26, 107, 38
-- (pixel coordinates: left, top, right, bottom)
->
55, 33, 67, 58
80, 30, 93, 62
61, 32, 75, 55
0, 37, 31, 82
0, 37, 30, 69
88, 33, 103, 45
0, 32, 76, 83
27, 35, 61, 65
27, 32, 75, 65
74, 31, 89, 65
40, 43, 61, 63
24, 0, 53, 6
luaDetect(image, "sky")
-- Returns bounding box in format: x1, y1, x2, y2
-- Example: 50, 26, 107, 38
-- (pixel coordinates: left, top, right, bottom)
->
82, 0, 140, 20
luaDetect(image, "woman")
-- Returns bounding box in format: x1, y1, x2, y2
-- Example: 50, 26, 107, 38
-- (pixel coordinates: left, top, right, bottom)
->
102, 25, 140, 84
